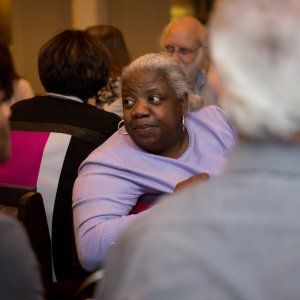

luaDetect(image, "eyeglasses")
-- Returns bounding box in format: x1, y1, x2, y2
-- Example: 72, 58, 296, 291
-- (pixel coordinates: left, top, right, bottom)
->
161, 44, 202, 56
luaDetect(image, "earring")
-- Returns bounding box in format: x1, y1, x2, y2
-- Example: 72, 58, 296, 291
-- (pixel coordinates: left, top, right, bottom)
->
118, 120, 128, 135
182, 117, 185, 131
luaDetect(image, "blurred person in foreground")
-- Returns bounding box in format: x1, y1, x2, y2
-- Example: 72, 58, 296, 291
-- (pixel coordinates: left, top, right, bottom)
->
160, 16, 218, 107
73, 52, 236, 272
0, 90, 44, 299
86, 24, 131, 117
95, 0, 300, 299
0, 41, 34, 106
0, 30, 120, 283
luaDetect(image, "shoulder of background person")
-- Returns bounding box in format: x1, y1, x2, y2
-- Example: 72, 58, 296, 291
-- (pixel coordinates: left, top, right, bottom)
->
12, 78, 35, 102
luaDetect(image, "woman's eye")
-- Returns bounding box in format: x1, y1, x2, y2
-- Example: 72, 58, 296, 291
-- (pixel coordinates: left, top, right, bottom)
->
148, 96, 161, 104
123, 98, 135, 108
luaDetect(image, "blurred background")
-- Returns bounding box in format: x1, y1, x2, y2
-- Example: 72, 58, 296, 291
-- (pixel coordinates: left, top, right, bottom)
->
0, 0, 214, 95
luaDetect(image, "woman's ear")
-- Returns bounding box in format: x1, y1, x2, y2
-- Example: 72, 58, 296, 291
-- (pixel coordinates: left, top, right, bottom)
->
182, 92, 189, 116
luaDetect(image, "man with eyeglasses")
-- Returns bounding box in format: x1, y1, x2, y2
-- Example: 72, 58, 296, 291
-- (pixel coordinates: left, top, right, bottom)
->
160, 16, 218, 107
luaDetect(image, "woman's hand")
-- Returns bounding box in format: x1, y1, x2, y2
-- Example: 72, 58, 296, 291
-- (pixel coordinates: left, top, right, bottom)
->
174, 173, 209, 193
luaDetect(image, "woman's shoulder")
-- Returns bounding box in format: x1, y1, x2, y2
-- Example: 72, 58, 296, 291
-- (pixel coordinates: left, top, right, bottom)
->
188, 105, 233, 130
187, 105, 237, 147
86, 130, 139, 162
9, 78, 34, 106
13, 78, 34, 97
190, 104, 222, 118
14, 77, 32, 87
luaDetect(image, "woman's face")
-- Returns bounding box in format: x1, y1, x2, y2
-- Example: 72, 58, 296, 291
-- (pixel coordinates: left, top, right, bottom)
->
122, 70, 188, 158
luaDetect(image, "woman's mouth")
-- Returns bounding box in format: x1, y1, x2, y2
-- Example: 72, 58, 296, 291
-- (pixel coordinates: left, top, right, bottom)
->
133, 124, 158, 135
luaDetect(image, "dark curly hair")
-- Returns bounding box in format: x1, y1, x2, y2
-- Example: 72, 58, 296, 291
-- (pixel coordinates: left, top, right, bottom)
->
38, 29, 110, 102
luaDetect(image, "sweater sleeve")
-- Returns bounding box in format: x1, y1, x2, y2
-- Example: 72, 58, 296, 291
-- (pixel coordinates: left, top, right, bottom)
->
72, 152, 149, 271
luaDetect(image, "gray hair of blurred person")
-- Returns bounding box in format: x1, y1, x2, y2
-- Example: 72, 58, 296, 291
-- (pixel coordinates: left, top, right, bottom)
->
122, 53, 204, 111
210, 0, 300, 140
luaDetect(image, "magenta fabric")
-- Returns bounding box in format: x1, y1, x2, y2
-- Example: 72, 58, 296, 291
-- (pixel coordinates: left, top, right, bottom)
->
0, 131, 50, 186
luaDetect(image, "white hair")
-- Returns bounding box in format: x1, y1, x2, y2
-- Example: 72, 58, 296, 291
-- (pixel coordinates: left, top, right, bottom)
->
122, 53, 204, 111
210, 0, 300, 140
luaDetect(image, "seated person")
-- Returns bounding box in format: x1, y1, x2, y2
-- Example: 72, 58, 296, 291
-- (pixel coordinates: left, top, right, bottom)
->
160, 16, 218, 107
0, 41, 34, 106
73, 53, 236, 272
86, 24, 131, 117
0, 30, 120, 282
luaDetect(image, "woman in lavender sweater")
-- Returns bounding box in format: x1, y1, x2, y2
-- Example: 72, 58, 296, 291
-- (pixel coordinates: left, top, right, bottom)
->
73, 53, 236, 271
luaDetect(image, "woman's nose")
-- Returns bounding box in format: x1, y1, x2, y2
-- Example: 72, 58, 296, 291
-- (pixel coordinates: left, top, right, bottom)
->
132, 100, 150, 117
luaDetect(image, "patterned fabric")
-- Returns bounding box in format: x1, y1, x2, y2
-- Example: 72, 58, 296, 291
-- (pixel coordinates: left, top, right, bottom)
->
88, 76, 123, 117
98, 76, 121, 106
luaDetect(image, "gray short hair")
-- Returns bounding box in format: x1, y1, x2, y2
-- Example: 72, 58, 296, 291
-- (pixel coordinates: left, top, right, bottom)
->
122, 53, 204, 111
210, 0, 300, 140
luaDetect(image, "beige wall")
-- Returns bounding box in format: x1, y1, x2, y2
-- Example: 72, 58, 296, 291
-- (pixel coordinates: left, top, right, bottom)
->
11, 0, 71, 95
9, 0, 171, 95
72, 0, 171, 59
105, 0, 170, 59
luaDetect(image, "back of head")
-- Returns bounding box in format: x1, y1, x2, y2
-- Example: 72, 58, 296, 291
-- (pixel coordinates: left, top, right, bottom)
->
122, 53, 203, 110
38, 29, 110, 101
0, 42, 18, 101
86, 25, 130, 76
210, 0, 300, 140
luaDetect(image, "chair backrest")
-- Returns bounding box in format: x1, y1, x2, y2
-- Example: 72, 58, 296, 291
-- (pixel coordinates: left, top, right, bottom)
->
0, 130, 85, 281
0, 124, 104, 282
0, 184, 52, 288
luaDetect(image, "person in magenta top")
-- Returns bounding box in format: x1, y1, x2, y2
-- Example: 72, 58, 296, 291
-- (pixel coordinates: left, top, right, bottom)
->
72, 53, 236, 271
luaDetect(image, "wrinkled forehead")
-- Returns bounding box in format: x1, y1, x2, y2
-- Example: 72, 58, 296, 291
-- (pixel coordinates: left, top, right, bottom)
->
163, 23, 204, 48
